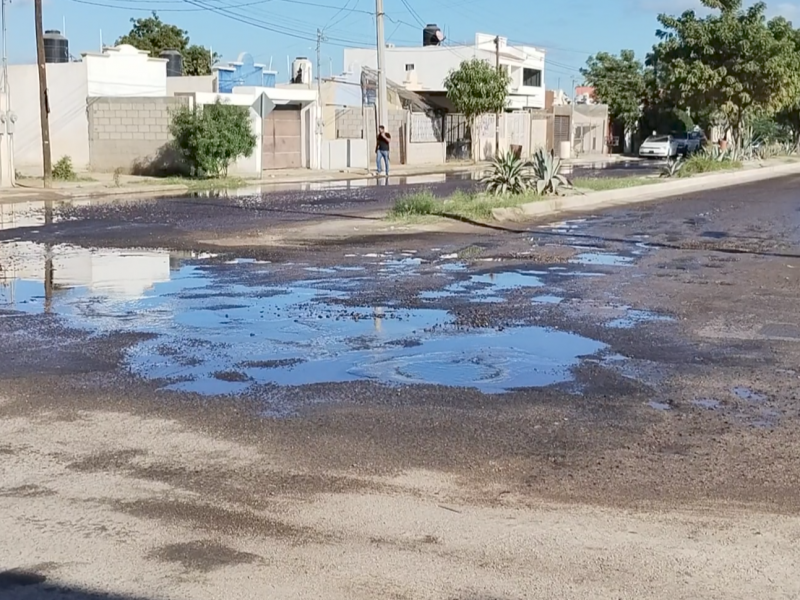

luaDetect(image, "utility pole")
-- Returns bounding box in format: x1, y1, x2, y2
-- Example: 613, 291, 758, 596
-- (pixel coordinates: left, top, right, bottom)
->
34, 0, 52, 187
375, 0, 388, 132
1, 0, 14, 187
494, 35, 501, 157
316, 28, 324, 169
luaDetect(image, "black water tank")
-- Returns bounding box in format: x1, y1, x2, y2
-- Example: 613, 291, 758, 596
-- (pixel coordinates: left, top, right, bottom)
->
423, 24, 444, 47
160, 50, 183, 77
43, 30, 69, 63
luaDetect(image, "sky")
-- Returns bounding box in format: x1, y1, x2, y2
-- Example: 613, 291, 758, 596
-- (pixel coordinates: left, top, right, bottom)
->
4, 0, 800, 90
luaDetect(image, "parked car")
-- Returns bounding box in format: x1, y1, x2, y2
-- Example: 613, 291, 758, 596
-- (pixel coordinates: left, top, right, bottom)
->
638, 135, 681, 159
672, 131, 706, 155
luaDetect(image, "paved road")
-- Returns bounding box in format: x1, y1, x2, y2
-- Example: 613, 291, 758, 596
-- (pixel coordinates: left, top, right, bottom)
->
1, 175, 799, 599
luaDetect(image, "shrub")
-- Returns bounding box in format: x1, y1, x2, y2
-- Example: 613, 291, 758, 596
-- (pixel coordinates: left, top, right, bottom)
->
660, 156, 684, 178
482, 152, 530, 195
529, 148, 571, 194
169, 100, 256, 178
389, 191, 438, 218
678, 153, 742, 177
52, 156, 76, 181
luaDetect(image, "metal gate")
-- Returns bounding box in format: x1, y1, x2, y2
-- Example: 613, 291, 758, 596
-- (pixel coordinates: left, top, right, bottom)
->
444, 114, 471, 161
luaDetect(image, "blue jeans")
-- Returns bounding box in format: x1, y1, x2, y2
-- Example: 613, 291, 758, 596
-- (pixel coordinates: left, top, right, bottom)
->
376, 150, 390, 175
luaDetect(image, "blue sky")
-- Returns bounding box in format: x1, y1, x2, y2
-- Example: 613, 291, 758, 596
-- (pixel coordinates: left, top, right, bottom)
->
6, 0, 800, 89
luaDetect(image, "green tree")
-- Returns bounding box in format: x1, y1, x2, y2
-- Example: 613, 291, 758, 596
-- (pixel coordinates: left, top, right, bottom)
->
580, 50, 645, 151
169, 100, 256, 178
115, 12, 218, 76
444, 58, 510, 156
650, 0, 799, 144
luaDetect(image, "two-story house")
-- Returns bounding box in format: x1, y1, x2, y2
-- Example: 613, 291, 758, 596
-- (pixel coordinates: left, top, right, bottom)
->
343, 31, 546, 112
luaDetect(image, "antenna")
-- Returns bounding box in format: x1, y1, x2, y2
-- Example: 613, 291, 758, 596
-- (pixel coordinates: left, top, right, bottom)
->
63, 16, 66, 36
268, 56, 273, 70
99, 29, 103, 52
286, 55, 290, 81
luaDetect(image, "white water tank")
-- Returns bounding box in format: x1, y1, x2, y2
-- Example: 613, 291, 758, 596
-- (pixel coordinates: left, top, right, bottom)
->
292, 57, 312, 84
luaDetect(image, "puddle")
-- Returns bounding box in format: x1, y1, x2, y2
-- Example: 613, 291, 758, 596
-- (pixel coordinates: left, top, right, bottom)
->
419, 270, 544, 303
570, 252, 635, 267
648, 400, 672, 411
732, 386, 767, 403
692, 398, 721, 410
606, 309, 673, 329
1, 242, 607, 397
532, 295, 564, 304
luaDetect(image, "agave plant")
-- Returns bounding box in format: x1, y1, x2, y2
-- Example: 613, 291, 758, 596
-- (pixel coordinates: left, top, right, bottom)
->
529, 148, 571, 195
481, 152, 531, 195
660, 156, 684, 178
702, 145, 729, 162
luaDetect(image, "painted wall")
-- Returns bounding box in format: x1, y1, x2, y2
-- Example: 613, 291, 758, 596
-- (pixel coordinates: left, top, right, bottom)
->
214, 53, 277, 93
8, 62, 90, 173
167, 76, 216, 95
84, 45, 167, 97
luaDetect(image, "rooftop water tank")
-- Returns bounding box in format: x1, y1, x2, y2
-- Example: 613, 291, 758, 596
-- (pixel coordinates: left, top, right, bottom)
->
423, 24, 444, 47
44, 30, 69, 63
160, 50, 183, 77
292, 57, 312, 84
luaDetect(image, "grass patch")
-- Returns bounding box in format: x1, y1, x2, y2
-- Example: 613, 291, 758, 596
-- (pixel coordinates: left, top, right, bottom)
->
677, 155, 743, 177
572, 176, 659, 191
388, 191, 439, 219
157, 176, 250, 191
388, 189, 541, 222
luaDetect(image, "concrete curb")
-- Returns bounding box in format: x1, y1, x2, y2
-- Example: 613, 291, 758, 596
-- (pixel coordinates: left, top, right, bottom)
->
492, 161, 800, 222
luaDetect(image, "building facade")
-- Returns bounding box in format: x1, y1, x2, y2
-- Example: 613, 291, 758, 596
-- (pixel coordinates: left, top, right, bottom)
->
343, 33, 546, 111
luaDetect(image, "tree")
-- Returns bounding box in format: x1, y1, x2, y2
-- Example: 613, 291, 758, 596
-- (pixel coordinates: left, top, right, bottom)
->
115, 12, 218, 76
649, 0, 799, 144
169, 100, 256, 178
444, 58, 510, 158
444, 58, 510, 122
580, 50, 645, 152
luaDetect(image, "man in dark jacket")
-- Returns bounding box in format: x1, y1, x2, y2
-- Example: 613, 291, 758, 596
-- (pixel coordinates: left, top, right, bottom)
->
376, 125, 391, 176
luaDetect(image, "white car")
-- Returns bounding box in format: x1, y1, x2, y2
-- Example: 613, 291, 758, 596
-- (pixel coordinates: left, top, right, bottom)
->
639, 135, 681, 159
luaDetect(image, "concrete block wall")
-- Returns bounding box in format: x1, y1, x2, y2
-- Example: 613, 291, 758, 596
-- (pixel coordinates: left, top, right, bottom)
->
87, 96, 188, 173
335, 107, 365, 139
364, 109, 406, 165
335, 107, 406, 165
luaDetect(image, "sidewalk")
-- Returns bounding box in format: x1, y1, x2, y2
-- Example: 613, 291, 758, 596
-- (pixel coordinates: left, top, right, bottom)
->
1, 154, 629, 203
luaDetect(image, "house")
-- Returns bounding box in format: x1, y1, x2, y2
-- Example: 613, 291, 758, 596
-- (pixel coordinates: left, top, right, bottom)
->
6, 42, 321, 176
343, 31, 546, 111
212, 53, 277, 93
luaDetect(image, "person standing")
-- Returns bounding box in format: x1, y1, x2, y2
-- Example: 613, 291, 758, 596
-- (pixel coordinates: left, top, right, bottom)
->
376, 125, 391, 177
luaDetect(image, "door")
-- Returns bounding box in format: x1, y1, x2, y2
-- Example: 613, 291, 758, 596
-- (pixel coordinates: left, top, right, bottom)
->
262, 105, 302, 169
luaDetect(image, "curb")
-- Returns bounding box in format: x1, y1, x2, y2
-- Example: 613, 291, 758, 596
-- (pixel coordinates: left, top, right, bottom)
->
492, 161, 800, 222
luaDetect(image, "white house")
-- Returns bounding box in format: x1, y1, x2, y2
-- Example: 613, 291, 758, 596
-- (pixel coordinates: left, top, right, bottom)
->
8, 44, 167, 173
342, 33, 546, 111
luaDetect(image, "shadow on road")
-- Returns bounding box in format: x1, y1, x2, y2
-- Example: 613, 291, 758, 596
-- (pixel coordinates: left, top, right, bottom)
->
0, 569, 152, 600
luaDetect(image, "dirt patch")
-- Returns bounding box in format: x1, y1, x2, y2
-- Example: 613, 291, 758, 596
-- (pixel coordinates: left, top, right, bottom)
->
148, 540, 260, 572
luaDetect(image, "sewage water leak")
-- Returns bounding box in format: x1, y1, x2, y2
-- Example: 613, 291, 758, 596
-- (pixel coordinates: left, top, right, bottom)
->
0, 242, 615, 396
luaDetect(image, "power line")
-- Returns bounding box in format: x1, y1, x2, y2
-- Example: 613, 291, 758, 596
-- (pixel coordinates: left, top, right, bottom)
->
67, 0, 271, 11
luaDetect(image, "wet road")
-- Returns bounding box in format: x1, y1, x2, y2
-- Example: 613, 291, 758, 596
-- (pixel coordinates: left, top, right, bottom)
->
0, 174, 798, 497
2, 173, 800, 599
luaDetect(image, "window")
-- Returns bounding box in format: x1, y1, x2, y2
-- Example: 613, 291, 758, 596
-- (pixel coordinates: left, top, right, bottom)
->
405, 63, 415, 71
523, 68, 542, 87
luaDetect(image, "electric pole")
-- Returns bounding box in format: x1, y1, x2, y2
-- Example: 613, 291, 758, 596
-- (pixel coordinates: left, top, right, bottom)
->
1, 0, 14, 187
34, 0, 52, 187
316, 28, 324, 169
494, 35, 501, 157
375, 0, 388, 132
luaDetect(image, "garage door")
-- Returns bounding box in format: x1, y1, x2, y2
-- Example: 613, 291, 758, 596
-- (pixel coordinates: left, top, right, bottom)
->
262, 105, 302, 169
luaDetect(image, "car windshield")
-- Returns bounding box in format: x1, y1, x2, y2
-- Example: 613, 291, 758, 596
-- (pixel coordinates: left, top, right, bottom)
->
646, 135, 670, 143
